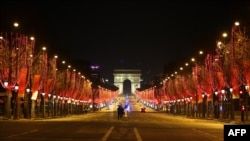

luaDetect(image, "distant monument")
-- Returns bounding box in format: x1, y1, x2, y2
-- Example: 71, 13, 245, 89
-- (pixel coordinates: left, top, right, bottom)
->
113, 69, 141, 95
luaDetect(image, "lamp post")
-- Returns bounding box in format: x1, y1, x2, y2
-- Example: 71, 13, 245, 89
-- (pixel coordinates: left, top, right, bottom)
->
191, 55, 202, 118
49, 94, 53, 117
53, 95, 56, 117
59, 96, 63, 116
60, 60, 66, 116
25, 57, 32, 119
66, 65, 71, 115
53, 55, 58, 116
195, 90, 198, 118
13, 22, 23, 120
239, 85, 247, 122
41, 91, 45, 118
27, 36, 35, 119
56, 60, 68, 116
214, 90, 219, 118
41, 46, 47, 118
221, 89, 225, 119
245, 85, 249, 121
224, 88, 230, 119
189, 96, 193, 117
13, 83, 19, 119
229, 87, 234, 120
2, 81, 12, 119
23, 87, 31, 118
48, 93, 51, 117
202, 92, 207, 118
222, 87, 231, 120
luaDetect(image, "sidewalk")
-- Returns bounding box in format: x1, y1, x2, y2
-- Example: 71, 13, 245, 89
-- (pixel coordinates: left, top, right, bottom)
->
183, 114, 250, 124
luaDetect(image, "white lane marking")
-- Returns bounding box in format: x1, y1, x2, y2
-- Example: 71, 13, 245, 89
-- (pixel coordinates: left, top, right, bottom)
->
8, 129, 39, 138
192, 128, 223, 141
101, 126, 115, 141
134, 127, 143, 141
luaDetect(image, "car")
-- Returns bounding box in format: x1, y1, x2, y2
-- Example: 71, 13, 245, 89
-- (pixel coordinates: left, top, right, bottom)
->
140, 107, 146, 113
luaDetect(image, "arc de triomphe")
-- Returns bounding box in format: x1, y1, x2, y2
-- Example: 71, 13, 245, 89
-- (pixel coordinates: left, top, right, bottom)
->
113, 69, 141, 95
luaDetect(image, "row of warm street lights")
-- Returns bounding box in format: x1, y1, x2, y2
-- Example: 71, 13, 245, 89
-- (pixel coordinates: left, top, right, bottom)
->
0, 22, 119, 119
136, 21, 250, 122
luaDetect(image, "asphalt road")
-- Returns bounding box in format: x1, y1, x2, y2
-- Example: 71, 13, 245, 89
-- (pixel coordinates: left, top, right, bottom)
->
0, 112, 225, 141
0, 95, 227, 141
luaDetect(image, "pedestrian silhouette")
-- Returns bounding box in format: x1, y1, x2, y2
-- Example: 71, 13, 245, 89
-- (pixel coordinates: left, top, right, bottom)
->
117, 105, 124, 120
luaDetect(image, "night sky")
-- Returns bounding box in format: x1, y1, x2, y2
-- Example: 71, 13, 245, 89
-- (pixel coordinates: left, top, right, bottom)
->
1, 0, 249, 83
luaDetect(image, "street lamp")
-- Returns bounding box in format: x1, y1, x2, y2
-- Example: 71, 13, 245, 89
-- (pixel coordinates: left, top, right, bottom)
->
214, 90, 219, 118
23, 87, 31, 118
41, 91, 45, 118
48, 93, 51, 116
3, 81, 8, 87
26, 87, 30, 93
229, 87, 234, 120
221, 89, 225, 119
1, 80, 12, 119
201, 92, 207, 118
53, 95, 56, 116
191, 57, 198, 117
189, 96, 193, 116
14, 84, 19, 92
192, 51, 205, 118
215, 91, 218, 95
245, 85, 249, 121
230, 87, 233, 93
13, 83, 19, 119
13, 22, 19, 28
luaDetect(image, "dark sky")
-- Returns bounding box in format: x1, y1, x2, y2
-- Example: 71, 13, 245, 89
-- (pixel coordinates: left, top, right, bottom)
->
1, 0, 249, 83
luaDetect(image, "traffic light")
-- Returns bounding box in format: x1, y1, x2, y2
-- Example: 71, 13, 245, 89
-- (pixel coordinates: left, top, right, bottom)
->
241, 105, 246, 111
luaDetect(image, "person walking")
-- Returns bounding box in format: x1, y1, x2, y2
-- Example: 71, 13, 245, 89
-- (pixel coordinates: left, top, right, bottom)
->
117, 105, 124, 120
